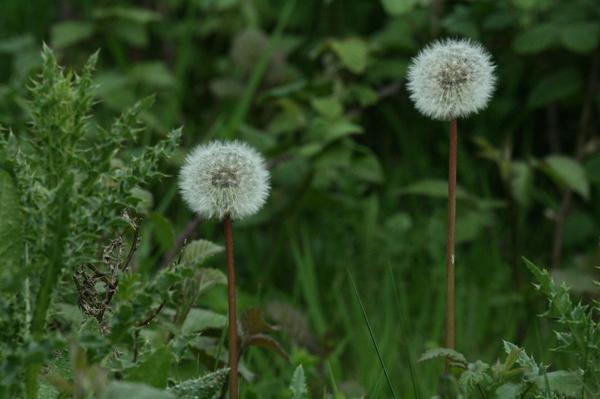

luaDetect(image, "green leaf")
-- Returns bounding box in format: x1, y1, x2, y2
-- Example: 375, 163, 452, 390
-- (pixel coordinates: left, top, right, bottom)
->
126, 347, 174, 388
541, 155, 590, 199
93, 7, 161, 24
560, 22, 600, 53
381, 0, 417, 16
528, 68, 582, 108
541, 370, 583, 396
310, 97, 343, 120
181, 308, 227, 333
402, 179, 469, 199
418, 348, 467, 368
330, 38, 369, 74
181, 240, 224, 266
513, 23, 558, 54
502, 341, 539, 379
101, 382, 174, 399
168, 368, 229, 399
0, 170, 23, 289
289, 365, 308, 399
150, 213, 175, 252
130, 62, 176, 88
51, 21, 94, 49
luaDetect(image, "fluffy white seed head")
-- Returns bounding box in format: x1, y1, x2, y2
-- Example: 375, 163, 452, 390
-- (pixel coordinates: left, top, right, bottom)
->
179, 141, 270, 220
407, 38, 496, 121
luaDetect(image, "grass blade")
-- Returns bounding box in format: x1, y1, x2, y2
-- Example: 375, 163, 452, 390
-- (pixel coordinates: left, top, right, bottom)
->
347, 268, 398, 399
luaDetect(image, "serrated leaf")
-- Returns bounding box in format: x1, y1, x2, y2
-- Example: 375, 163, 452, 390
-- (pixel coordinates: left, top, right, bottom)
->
513, 24, 558, 54
168, 368, 229, 399
126, 347, 174, 388
528, 68, 582, 108
101, 382, 174, 399
51, 21, 95, 49
289, 365, 308, 399
0, 170, 23, 288
418, 348, 467, 367
330, 38, 369, 74
560, 22, 600, 53
541, 155, 590, 199
182, 240, 224, 266
503, 341, 539, 378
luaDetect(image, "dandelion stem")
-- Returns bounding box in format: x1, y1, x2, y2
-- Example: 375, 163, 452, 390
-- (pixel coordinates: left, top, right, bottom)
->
445, 118, 457, 371
224, 215, 239, 398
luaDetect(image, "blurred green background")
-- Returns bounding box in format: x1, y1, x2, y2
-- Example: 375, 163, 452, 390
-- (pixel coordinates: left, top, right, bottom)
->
1, 0, 599, 397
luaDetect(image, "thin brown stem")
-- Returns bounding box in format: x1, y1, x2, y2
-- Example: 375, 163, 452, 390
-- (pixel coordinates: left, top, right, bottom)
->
224, 216, 239, 399
445, 119, 457, 371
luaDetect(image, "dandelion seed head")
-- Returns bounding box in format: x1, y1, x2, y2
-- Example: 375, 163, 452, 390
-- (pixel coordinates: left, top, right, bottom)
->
179, 141, 270, 220
407, 38, 496, 120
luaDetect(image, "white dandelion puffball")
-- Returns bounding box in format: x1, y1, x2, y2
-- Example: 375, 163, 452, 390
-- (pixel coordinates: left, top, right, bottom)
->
407, 38, 496, 121
179, 141, 270, 220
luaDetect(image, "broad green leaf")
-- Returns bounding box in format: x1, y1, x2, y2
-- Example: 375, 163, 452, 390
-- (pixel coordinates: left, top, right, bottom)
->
130, 62, 176, 88
181, 308, 227, 333
310, 97, 343, 120
418, 348, 467, 367
101, 382, 173, 399
149, 212, 175, 252
538, 370, 583, 396
126, 347, 174, 388
0, 170, 22, 287
513, 24, 558, 54
381, 0, 416, 16
402, 179, 469, 199
289, 365, 308, 399
93, 7, 161, 23
560, 22, 600, 53
330, 38, 369, 74
51, 21, 94, 49
495, 383, 521, 399
542, 155, 590, 199
196, 268, 227, 296
528, 68, 582, 108
168, 368, 229, 399
182, 240, 224, 266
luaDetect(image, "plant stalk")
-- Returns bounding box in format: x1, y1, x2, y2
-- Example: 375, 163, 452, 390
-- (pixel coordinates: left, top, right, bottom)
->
445, 119, 457, 371
224, 216, 239, 398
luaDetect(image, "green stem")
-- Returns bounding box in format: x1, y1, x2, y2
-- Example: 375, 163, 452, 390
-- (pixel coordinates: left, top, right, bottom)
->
24, 177, 72, 399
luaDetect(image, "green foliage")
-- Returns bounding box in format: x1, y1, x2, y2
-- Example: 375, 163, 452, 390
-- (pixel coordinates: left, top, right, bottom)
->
167, 368, 229, 399
525, 259, 600, 397
0, 0, 599, 397
0, 47, 181, 397
422, 342, 583, 398
289, 365, 308, 399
